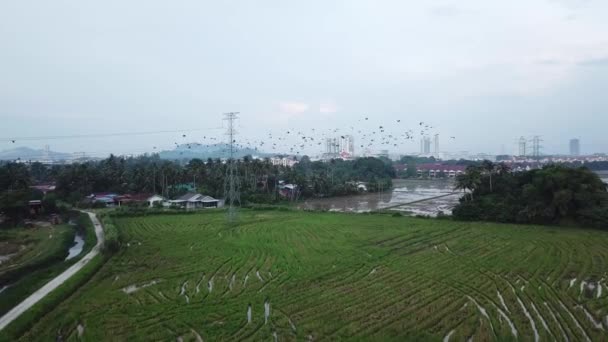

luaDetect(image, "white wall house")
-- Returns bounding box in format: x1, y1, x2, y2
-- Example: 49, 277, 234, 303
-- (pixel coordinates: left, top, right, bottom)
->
147, 195, 166, 208
168, 193, 220, 209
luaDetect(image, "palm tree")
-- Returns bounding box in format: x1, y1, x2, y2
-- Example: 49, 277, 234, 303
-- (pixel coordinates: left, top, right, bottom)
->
455, 174, 472, 201
481, 160, 495, 193
495, 162, 511, 175
455, 166, 482, 201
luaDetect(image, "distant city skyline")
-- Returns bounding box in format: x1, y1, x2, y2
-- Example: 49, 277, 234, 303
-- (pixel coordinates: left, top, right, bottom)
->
1, 134, 604, 162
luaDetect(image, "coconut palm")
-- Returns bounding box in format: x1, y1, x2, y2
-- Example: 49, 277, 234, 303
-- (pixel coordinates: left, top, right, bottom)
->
455, 166, 482, 201
481, 160, 495, 193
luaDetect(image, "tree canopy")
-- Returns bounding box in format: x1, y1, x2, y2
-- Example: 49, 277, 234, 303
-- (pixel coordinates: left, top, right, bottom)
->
453, 163, 608, 229
0, 155, 394, 224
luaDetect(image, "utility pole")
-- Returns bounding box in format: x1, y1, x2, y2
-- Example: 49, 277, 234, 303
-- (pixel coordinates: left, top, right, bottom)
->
223, 112, 241, 223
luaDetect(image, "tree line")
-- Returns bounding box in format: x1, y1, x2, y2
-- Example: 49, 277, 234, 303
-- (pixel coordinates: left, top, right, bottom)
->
0, 155, 394, 225
452, 161, 608, 229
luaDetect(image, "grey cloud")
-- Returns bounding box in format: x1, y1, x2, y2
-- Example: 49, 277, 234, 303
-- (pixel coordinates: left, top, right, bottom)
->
578, 57, 608, 67
429, 6, 462, 17
550, 0, 591, 10
536, 59, 562, 65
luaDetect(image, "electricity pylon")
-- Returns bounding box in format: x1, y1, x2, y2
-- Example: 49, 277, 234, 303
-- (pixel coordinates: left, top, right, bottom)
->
223, 112, 241, 224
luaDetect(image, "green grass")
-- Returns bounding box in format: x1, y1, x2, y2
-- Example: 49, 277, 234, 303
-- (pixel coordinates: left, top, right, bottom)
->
13, 210, 608, 341
0, 212, 97, 318
0, 224, 74, 315
0, 254, 106, 342
0, 224, 73, 279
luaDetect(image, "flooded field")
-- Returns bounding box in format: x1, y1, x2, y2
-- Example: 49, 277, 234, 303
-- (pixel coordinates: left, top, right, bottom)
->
297, 171, 608, 217
597, 170, 608, 184
297, 179, 462, 216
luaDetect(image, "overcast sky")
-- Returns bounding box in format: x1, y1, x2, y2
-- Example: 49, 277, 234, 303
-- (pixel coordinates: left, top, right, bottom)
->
1, 0, 608, 157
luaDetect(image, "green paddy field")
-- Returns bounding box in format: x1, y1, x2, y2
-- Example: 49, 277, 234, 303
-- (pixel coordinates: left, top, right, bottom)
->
15, 210, 608, 341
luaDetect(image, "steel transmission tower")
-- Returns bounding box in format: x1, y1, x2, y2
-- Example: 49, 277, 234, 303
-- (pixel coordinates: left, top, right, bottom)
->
518, 136, 527, 157
223, 112, 241, 223
531, 136, 542, 160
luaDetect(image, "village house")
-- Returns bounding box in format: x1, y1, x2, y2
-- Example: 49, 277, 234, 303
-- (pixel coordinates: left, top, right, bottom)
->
114, 193, 154, 207
30, 184, 56, 195
416, 164, 466, 178
146, 194, 166, 207
168, 193, 220, 209
270, 156, 299, 168
28, 200, 42, 214
88, 193, 119, 207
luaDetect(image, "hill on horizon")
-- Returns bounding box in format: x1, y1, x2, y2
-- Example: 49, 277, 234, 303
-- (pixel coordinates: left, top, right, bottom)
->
0, 147, 72, 161
158, 143, 270, 160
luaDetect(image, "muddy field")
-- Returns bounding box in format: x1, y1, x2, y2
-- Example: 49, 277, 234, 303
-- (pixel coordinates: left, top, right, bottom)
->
17, 210, 608, 341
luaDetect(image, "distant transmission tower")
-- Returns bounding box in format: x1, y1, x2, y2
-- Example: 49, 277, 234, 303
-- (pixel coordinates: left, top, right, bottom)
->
223, 112, 241, 223
531, 136, 542, 160
518, 136, 527, 157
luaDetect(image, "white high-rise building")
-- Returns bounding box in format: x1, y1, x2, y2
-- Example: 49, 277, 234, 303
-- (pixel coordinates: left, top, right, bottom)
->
324, 135, 355, 159
340, 135, 355, 157
420, 137, 431, 154
569, 138, 580, 156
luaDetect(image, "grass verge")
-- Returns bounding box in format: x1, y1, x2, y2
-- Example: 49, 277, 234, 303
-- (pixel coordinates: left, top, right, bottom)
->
0, 253, 107, 341
0, 211, 97, 319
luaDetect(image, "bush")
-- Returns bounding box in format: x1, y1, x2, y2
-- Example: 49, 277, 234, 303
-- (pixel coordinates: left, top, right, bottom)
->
244, 204, 291, 211
452, 165, 608, 228
91, 201, 107, 209
41, 193, 59, 213
98, 214, 120, 254
578, 205, 608, 230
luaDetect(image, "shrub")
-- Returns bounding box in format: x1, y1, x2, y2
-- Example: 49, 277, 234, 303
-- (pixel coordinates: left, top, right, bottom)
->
98, 214, 120, 254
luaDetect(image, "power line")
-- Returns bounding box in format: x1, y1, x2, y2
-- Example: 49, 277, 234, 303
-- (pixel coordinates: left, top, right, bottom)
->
1, 127, 221, 142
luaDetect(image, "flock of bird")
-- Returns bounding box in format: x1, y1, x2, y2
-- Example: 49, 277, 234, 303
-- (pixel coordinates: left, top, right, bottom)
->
159, 116, 455, 156
6, 115, 456, 157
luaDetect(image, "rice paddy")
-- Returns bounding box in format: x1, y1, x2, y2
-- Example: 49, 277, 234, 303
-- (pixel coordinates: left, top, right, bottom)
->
15, 210, 608, 341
